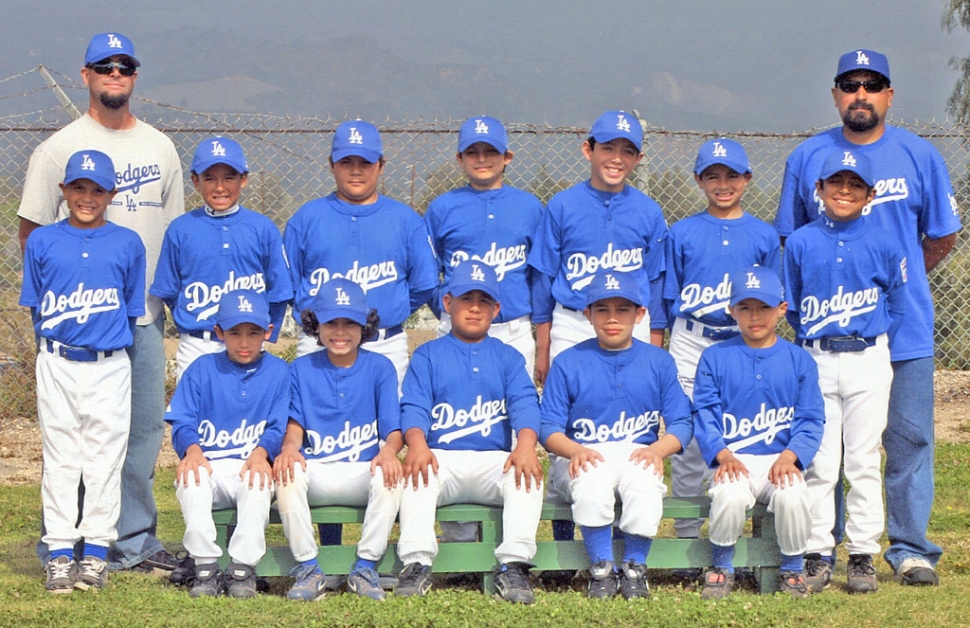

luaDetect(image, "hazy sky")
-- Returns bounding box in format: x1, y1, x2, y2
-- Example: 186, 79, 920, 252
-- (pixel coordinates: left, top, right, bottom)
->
3, 0, 968, 131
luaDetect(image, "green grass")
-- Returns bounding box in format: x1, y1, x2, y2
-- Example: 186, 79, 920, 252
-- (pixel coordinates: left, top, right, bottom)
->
2, 446, 970, 627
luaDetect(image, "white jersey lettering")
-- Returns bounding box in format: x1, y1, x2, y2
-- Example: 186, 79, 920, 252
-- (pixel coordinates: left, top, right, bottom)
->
304, 420, 379, 462
308, 261, 399, 296
430, 395, 508, 444
565, 244, 643, 291
679, 273, 732, 317
572, 409, 661, 443
800, 285, 880, 335
184, 271, 267, 322
449, 241, 527, 281
198, 418, 266, 459
40, 283, 121, 329
722, 403, 794, 451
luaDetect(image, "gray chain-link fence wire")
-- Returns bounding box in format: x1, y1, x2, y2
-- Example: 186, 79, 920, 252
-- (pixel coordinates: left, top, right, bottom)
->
1, 66, 969, 416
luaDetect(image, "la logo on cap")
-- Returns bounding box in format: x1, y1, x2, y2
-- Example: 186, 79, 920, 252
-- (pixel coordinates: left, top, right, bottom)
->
470, 264, 486, 282
81, 154, 97, 172
474, 119, 489, 134
712, 142, 727, 158
615, 114, 631, 133
604, 274, 621, 290
237, 295, 253, 313
745, 272, 762, 289
842, 151, 857, 167
335, 286, 351, 305
855, 50, 870, 66
348, 127, 364, 145
211, 141, 226, 157
107, 34, 123, 49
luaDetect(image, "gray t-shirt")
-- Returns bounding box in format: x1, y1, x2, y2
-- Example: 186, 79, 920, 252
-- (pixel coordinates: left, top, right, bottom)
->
18, 113, 185, 324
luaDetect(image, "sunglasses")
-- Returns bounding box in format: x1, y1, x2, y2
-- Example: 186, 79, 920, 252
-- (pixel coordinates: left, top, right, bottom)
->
837, 78, 888, 94
88, 61, 137, 77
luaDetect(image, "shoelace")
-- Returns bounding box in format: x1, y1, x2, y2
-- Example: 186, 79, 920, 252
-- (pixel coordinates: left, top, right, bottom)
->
501, 566, 530, 589
49, 559, 74, 580
80, 559, 105, 578
354, 567, 381, 588
848, 558, 876, 577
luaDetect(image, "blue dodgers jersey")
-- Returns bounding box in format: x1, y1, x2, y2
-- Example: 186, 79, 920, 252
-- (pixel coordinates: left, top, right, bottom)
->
288, 348, 400, 463
692, 336, 825, 469
539, 339, 693, 448
166, 351, 289, 461
774, 126, 961, 360
400, 334, 540, 452
528, 181, 667, 319
783, 216, 907, 340
663, 211, 780, 327
425, 185, 542, 322
283, 193, 438, 327
20, 220, 145, 351
150, 207, 292, 334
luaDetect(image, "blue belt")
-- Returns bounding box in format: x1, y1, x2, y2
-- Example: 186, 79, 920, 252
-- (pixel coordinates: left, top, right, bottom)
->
187, 330, 221, 342
800, 336, 877, 352
45, 339, 114, 362
685, 320, 740, 341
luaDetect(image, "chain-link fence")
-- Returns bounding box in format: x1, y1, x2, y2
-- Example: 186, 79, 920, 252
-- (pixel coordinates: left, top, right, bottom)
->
1, 66, 969, 416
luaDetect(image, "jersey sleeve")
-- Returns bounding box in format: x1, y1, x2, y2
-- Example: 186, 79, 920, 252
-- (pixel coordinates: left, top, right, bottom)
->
774, 154, 808, 238
124, 234, 147, 319
165, 362, 204, 459
423, 205, 447, 320
375, 356, 402, 440
691, 350, 729, 467
538, 360, 572, 445
918, 148, 962, 240
282, 214, 306, 312
885, 247, 908, 343
255, 360, 290, 459
787, 349, 825, 469
263, 223, 294, 304
503, 349, 541, 435
644, 210, 668, 329
400, 348, 435, 437
781, 236, 805, 334
406, 215, 440, 296
657, 352, 693, 450
19, 233, 43, 309
287, 360, 308, 429
149, 222, 180, 305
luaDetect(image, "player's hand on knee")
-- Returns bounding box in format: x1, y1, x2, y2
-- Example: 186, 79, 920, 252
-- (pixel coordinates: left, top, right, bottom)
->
504, 447, 543, 492
713, 450, 749, 484
568, 446, 604, 479
768, 450, 801, 488
630, 446, 665, 476
177, 445, 212, 487
403, 444, 438, 490
241, 448, 273, 490
372, 447, 404, 489
273, 446, 306, 486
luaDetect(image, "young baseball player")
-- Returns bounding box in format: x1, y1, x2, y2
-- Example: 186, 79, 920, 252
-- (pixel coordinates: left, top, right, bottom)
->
425, 115, 544, 375
665, 138, 781, 543
395, 260, 543, 604
693, 265, 825, 600
167, 290, 289, 599
283, 119, 438, 385
151, 136, 292, 380
539, 271, 693, 599
528, 110, 667, 385
273, 278, 404, 602
783, 149, 907, 594
20, 150, 146, 593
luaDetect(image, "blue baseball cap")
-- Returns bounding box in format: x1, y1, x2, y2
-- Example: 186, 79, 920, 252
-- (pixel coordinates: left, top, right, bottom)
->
584, 271, 643, 308
835, 49, 890, 84
694, 138, 751, 175
730, 266, 784, 308
63, 150, 116, 191
84, 32, 140, 67
217, 290, 271, 330
448, 260, 500, 301
332, 120, 383, 163
191, 137, 249, 175
458, 116, 508, 154
589, 110, 643, 150
312, 278, 369, 327
818, 149, 875, 188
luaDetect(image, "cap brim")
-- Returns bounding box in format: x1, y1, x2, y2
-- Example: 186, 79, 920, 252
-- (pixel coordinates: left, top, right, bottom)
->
332, 147, 382, 163
217, 315, 269, 331
314, 308, 367, 327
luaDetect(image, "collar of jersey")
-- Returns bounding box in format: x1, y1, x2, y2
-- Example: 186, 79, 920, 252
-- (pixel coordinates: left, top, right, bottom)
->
583, 180, 630, 203
327, 192, 383, 217
463, 185, 508, 199
204, 204, 241, 218
311, 346, 364, 375
57, 218, 114, 237
820, 214, 867, 237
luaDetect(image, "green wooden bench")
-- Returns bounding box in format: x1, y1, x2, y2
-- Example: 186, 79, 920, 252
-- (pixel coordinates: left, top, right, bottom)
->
212, 496, 782, 594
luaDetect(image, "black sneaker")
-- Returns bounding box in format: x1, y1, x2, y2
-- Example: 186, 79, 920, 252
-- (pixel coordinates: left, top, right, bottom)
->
778, 570, 810, 598
897, 557, 939, 586
189, 563, 224, 598
494, 562, 535, 604
700, 567, 734, 600
130, 548, 179, 575
619, 562, 649, 599
225, 562, 257, 599
396, 563, 433, 598
803, 553, 832, 593
75, 556, 108, 591
846, 554, 878, 593
168, 552, 196, 587
587, 561, 618, 599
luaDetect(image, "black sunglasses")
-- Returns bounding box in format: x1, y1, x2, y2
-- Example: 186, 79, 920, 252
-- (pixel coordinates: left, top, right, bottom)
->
837, 78, 888, 94
88, 60, 137, 77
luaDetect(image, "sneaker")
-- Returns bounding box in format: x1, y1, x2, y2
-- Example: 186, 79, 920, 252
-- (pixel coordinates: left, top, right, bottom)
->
897, 557, 939, 586
587, 561, 618, 599
846, 554, 878, 593
803, 553, 833, 593
619, 562, 649, 599
130, 548, 179, 575
494, 562, 535, 604
700, 567, 734, 600
287, 563, 328, 601
169, 552, 196, 587
75, 556, 108, 591
778, 570, 810, 599
348, 566, 387, 601
45, 556, 77, 594
395, 563, 433, 598
225, 562, 257, 599
189, 563, 224, 598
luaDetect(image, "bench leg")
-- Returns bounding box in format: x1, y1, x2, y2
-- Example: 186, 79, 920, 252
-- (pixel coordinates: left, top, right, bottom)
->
756, 566, 779, 594
319, 523, 342, 546
481, 519, 498, 594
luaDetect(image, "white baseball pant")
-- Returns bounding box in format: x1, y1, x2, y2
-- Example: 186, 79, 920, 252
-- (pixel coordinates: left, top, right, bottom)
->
175, 459, 273, 567
37, 349, 131, 552
708, 453, 813, 557
549, 304, 652, 364
176, 332, 223, 382
803, 335, 892, 556
548, 441, 668, 538
276, 462, 402, 564
397, 450, 543, 566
